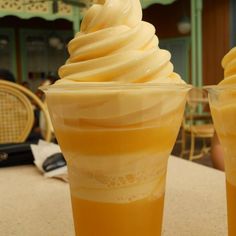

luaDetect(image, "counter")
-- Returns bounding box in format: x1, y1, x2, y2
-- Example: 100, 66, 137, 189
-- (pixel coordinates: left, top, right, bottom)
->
0, 156, 227, 236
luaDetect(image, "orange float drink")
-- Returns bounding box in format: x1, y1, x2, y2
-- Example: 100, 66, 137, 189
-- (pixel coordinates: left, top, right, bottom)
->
43, 0, 191, 235
208, 90, 236, 236
206, 47, 236, 236
44, 84, 190, 236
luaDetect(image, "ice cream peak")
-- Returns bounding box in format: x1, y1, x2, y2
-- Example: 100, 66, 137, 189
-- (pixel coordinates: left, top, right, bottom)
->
80, 0, 142, 32
220, 47, 236, 85
57, 0, 185, 84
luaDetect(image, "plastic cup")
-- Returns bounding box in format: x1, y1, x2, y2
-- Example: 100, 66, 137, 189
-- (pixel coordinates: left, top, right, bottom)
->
206, 85, 236, 236
42, 82, 191, 236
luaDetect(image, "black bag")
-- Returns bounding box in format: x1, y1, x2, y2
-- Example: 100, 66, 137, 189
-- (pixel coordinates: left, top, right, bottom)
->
0, 142, 34, 167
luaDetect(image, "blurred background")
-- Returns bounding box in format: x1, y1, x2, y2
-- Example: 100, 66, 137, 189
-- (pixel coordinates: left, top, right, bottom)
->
0, 0, 234, 90
0, 0, 235, 167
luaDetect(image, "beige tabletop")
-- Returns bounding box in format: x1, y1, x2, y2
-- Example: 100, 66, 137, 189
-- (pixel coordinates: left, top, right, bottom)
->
0, 156, 227, 236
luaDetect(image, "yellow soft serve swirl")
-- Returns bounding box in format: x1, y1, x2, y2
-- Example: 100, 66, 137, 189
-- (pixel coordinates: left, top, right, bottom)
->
58, 0, 184, 84
220, 47, 236, 85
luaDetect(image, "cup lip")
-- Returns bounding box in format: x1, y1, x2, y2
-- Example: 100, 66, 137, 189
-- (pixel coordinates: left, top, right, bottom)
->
40, 82, 192, 93
204, 84, 236, 92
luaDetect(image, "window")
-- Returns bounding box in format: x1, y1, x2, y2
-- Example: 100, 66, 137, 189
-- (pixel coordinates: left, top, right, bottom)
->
0, 28, 17, 77
159, 37, 190, 83
20, 29, 73, 91
230, 0, 236, 47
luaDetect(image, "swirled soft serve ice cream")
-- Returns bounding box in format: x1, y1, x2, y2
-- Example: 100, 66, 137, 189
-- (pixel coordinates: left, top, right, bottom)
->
45, 1, 189, 236
57, 0, 184, 84
208, 47, 236, 236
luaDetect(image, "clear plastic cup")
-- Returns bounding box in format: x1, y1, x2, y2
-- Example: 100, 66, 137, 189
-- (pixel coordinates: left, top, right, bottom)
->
42, 82, 191, 236
206, 85, 236, 236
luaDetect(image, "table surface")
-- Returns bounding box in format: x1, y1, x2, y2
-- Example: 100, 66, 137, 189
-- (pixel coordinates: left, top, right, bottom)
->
0, 156, 227, 236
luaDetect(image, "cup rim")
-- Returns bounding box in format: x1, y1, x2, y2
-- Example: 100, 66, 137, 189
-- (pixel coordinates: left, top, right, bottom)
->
204, 84, 236, 92
40, 82, 192, 93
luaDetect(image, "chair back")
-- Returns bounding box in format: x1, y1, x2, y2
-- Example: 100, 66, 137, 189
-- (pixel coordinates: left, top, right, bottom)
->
0, 80, 52, 142
0, 83, 34, 143
181, 88, 214, 160
185, 88, 212, 127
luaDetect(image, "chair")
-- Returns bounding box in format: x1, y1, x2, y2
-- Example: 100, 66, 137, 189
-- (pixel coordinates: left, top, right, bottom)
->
0, 84, 34, 143
0, 80, 52, 143
180, 88, 214, 161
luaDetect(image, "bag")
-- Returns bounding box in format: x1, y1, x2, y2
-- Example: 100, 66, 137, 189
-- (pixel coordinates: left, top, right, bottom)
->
0, 142, 34, 167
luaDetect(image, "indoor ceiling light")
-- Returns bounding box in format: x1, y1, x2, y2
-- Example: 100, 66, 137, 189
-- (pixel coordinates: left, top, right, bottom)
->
177, 15, 191, 34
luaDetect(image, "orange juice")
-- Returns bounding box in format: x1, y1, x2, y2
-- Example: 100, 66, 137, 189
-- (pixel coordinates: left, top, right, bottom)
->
55, 118, 179, 235
55, 112, 181, 156
71, 195, 164, 236
44, 84, 189, 236
226, 180, 236, 236
56, 123, 177, 236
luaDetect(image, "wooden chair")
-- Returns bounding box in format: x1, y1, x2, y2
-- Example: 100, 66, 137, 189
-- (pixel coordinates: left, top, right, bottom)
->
180, 88, 214, 161
0, 80, 52, 143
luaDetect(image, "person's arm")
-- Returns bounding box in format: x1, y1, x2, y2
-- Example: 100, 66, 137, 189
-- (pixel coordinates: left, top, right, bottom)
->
211, 132, 225, 171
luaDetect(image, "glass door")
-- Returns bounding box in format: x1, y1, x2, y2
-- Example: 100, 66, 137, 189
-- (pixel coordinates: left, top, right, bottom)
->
230, 0, 236, 47
159, 37, 190, 83
20, 29, 72, 91
0, 28, 17, 78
